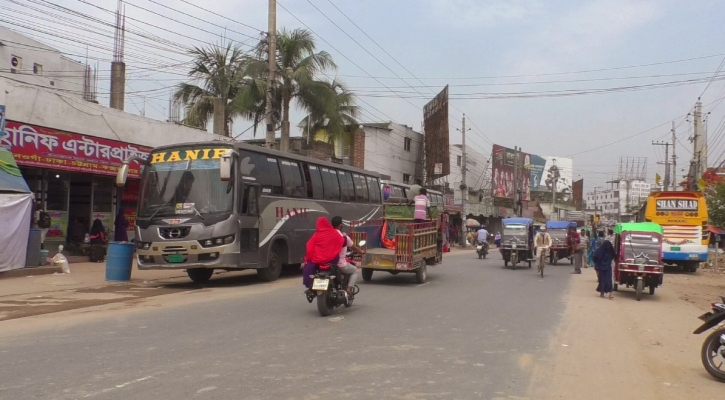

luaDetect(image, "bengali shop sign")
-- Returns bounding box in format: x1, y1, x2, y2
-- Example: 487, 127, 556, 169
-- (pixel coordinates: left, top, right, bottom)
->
0, 121, 150, 178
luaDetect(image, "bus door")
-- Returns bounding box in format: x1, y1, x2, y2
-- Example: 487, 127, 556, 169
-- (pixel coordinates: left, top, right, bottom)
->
238, 183, 261, 266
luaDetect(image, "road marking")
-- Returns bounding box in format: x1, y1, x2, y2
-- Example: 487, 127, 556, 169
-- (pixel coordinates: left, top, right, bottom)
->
83, 375, 155, 398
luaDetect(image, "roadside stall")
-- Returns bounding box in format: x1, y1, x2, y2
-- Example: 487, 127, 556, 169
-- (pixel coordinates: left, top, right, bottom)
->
0, 148, 33, 272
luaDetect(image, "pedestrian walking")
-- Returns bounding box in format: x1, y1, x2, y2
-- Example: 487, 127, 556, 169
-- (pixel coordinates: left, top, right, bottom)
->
114, 208, 129, 242
571, 230, 583, 274
593, 232, 616, 299
88, 219, 108, 263
34, 201, 51, 250
494, 231, 501, 248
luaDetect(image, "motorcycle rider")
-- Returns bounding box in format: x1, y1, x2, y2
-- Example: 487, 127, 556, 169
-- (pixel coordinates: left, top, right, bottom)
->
476, 225, 490, 254
535, 226, 553, 272
303, 217, 346, 295
330, 216, 365, 300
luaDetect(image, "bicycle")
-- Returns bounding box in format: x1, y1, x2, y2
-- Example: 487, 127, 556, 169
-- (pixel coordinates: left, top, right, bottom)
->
537, 246, 549, 278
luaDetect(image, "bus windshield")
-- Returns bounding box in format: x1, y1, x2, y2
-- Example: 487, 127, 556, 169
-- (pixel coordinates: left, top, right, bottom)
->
138, 158, 232, 218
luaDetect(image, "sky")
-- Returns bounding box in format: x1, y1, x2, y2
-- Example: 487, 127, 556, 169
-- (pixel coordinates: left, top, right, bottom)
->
3, 0, 725, 194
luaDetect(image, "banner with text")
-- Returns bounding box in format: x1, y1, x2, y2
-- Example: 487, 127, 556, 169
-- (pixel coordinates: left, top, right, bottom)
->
1, 121, 150, 178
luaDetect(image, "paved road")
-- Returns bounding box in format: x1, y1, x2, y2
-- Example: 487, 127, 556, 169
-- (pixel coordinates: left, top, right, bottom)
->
0, 251, 573, 399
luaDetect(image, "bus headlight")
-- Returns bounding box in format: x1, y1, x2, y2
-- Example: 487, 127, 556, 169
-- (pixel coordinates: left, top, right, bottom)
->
200, 235, 235, 248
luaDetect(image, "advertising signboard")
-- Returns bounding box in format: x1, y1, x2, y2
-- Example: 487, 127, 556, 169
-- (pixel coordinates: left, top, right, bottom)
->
490, 144, 530, 201
423, 86, 450, 179
1, 121, 150, 178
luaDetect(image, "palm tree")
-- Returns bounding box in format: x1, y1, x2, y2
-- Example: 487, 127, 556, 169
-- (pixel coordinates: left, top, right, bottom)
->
173, 42, 247, 137
298, 79, 359, 145
242, 28, 336, 148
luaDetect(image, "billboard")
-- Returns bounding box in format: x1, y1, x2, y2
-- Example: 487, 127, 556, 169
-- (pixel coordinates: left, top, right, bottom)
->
539, 156, 574, 201
491, 144, 530, 201
424, 85, 450, 180
529, 154, 547, 191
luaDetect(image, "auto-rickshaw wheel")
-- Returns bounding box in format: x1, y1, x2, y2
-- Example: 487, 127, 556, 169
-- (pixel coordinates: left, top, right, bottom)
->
613, 283, 619, 291
570, 257, 573, 265
504, 260, 508, 267
635, 280, 643, 301
649, 285, 655, 295
361, 268, 373, 281
528, 260, 532, 268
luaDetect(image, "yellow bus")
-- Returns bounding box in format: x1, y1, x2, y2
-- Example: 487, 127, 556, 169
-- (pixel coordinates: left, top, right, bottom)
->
642, 191, 708, 271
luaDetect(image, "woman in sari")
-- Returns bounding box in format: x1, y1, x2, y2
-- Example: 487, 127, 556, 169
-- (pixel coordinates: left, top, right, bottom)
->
593, 236, 616, 299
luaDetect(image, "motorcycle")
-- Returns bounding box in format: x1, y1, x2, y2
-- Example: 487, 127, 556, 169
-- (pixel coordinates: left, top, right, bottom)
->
476, 241, 489, 259
694, 295, 725, 382
306, 240, 366, 317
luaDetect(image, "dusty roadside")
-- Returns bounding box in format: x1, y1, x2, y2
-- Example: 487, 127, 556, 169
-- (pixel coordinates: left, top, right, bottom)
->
528, 266, 725, 399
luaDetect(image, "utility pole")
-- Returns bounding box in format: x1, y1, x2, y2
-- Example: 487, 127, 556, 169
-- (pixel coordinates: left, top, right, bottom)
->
671, 121, 677, 191
458, 114, 468, 247
652, 141, 671, 190
551, 174, 557, 221
692, 99, 703, 189
513, 146, 519, 217
264, 0, 277, 149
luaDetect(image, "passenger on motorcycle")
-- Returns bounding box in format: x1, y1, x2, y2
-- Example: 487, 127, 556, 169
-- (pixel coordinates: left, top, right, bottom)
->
331, 216, 365, 297
302, 217, 345, 294
476, 225, 490, 251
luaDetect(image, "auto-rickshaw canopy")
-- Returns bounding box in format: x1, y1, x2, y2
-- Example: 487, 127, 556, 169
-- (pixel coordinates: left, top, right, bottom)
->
546, 221, 577, 229
614, 222, 663, 235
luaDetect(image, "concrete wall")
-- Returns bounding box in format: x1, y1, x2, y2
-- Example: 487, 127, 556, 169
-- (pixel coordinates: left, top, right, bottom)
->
362, 122, 422, 184
0, 27, 88, 99
448, 144, 488, 191
0, 77, 228, 148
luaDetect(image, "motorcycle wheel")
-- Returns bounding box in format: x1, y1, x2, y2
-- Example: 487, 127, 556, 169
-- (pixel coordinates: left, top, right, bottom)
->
316, 290, 334, 317
635, 280, 643, 301
478, 253, 482, 259
701, 328, 725, 382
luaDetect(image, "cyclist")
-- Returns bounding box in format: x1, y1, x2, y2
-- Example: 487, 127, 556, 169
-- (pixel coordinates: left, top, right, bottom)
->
534, 226, 553, 273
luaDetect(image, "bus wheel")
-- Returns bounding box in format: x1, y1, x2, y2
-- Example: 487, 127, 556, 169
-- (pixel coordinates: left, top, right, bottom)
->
187, 268, 213, 283
688, 262, 700, 273
258, 244, 283, 282
362, 268, 373, 281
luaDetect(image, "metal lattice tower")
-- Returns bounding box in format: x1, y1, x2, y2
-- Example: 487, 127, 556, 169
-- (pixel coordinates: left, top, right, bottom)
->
617, 157, 647, 181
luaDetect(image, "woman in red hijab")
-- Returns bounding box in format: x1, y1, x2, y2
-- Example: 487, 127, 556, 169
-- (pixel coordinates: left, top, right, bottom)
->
302, 217, 345, 289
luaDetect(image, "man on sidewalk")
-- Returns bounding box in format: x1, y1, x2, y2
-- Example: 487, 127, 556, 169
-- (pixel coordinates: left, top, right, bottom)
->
571, 229, 583, 274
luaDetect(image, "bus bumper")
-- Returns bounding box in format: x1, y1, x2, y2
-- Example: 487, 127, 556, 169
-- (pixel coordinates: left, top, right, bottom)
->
136, 241, 240, 270
662, 251, 709, 262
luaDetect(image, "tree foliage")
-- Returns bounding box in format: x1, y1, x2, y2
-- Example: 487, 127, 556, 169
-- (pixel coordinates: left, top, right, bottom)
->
704, 169, 725, 227
176, 29, 357, 141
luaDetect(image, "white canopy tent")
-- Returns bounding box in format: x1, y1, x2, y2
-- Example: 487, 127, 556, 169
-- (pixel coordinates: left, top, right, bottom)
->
0, 148, 33, 272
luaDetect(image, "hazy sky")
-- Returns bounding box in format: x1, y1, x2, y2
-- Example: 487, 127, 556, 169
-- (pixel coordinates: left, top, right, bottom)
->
4, 0, 725, 193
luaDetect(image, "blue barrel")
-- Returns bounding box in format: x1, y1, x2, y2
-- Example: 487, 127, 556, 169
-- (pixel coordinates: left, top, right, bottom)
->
25, 229, 42, 268
105, 242, 135, 281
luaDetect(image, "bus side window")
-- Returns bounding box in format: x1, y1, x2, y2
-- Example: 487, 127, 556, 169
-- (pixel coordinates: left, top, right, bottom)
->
241, 185, 259, 215
338, 171, 353, 202
280, 160, 305, 198
307, 165, 324, 200
239, 151, 283, 196
320, 168, 340, 201
342, 171, 355, 202
353, 174, 369, 202
367, 177, 381, 203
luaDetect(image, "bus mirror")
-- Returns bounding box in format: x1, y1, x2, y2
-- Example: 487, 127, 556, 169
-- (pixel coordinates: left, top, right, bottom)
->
220, 149, 233, 181
116, 164, 129, 188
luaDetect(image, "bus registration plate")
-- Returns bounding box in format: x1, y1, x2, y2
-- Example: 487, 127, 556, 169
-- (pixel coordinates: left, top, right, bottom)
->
671, 247, 680, 251
168, 254, 184, 263
312, 278, 329, 291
